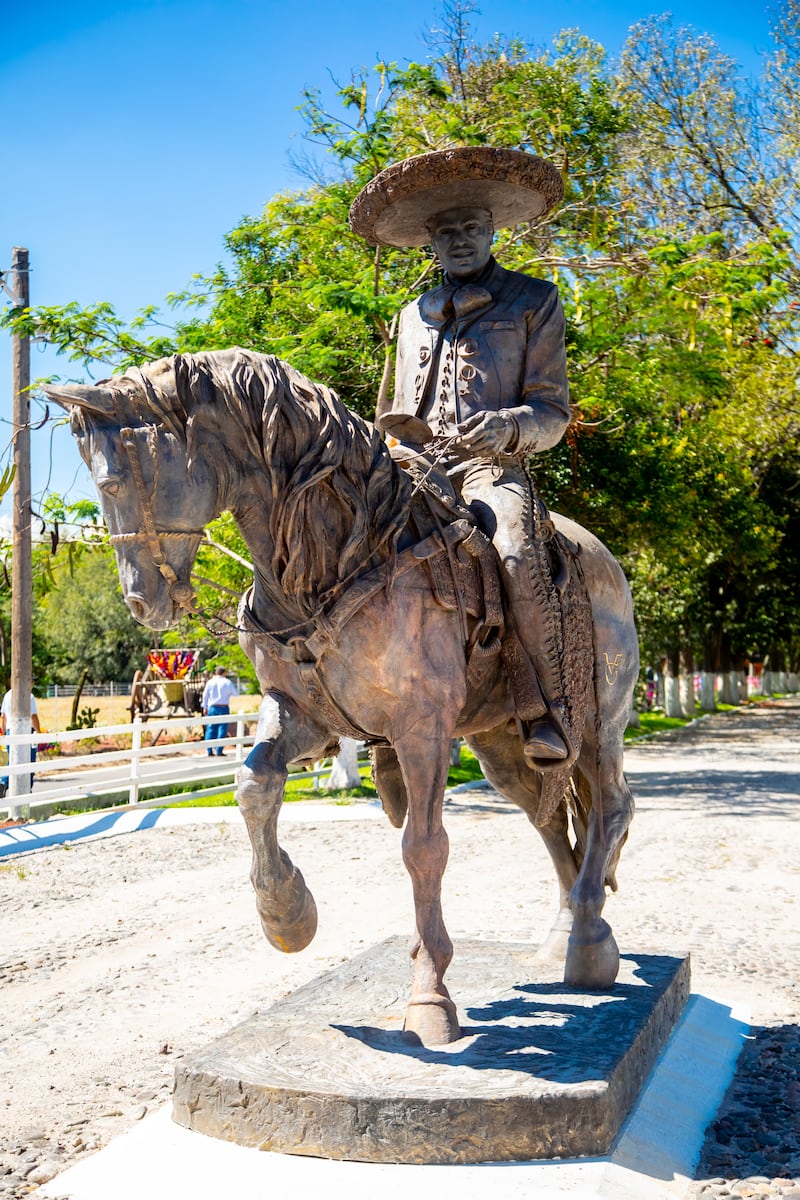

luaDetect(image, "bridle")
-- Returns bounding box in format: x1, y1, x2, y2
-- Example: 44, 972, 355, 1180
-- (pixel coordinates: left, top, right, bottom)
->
108, 425, 203, 614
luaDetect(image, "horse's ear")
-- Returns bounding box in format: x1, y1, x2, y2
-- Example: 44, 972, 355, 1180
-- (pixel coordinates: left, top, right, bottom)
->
43, 383, 117, 417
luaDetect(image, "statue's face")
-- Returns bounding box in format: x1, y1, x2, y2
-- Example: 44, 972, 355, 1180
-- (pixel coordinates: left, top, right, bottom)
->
429, 207, 494, 280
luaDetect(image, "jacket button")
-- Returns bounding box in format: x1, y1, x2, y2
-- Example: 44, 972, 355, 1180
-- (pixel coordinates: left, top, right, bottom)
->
418, 346, 431, 364
459, 338, 477, 357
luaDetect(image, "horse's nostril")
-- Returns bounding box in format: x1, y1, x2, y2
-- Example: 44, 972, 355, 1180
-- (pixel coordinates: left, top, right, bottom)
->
127, 593, 147, 621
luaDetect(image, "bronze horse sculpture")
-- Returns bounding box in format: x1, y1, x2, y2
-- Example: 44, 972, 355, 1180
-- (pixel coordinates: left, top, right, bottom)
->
47, 347, 637, 1047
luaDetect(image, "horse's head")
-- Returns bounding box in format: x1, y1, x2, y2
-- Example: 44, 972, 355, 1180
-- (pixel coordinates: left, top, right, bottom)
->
46, 360, 220, 630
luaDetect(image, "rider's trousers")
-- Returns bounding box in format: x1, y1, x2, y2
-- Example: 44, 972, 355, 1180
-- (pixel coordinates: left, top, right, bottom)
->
451, 456, 565, 719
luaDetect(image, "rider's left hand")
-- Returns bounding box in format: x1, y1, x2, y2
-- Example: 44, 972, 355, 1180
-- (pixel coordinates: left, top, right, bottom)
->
455, 411, 518, 454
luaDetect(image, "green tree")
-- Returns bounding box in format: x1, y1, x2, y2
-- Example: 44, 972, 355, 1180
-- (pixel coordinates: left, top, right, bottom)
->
3, 5, 799, 683
40, 548, 152, 684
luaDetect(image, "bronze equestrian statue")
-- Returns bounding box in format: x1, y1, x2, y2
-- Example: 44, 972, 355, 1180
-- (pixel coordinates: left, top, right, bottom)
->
45, 149, 638, 1048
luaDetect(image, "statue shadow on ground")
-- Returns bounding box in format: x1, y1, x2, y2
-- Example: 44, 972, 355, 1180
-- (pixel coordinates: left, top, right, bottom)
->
333, 952, 677, 1084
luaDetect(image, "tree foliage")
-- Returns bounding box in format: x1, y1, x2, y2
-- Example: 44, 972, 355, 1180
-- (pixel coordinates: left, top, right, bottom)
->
38, 547, 153, 685
3, 1, 799, 679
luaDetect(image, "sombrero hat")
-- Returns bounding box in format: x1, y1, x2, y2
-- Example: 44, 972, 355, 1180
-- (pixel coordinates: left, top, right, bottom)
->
349, 146, 563, 248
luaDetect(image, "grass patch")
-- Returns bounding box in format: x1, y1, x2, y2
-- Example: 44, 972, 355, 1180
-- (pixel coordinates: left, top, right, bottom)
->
0, 861, 28, 879
163, 792, 238, 808
284, 764, 376, 801
162, 746, 488, 809
625, 711, 697, 741
446, 747, 485, 787
625, 697, 777, 742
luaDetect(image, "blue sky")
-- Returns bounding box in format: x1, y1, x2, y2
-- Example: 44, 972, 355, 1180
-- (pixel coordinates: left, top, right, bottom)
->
0, 0, 776, 515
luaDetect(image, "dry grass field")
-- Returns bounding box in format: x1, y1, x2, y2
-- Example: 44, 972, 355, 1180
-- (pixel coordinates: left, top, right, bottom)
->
34, 690, 259, 735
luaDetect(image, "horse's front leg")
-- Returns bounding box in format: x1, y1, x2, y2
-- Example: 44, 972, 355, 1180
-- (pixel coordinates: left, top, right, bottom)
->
394, 729, 460, 1046
237, 693, 330, 953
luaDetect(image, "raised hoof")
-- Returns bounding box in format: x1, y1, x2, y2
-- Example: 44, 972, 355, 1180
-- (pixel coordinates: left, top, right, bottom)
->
403, 993, 461, 1046
259, 873, 318, 954
564, 920, 619, 990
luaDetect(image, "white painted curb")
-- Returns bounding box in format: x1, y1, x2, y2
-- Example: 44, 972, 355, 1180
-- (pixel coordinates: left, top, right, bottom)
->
0, 800, 383, 858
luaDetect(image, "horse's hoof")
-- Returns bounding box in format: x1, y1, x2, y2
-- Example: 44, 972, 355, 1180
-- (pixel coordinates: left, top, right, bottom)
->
403, 993, 461, 1046
259, 873, 318, 953
564, 920, 619, 990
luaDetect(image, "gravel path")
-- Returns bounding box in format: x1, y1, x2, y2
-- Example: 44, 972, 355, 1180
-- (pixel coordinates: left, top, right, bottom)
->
0, 699, 798, 1197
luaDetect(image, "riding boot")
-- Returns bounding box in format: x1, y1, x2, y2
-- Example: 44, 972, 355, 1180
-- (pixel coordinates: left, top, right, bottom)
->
456, 456, 576, 769
525, 714, 569, 762
503, 592, 575, 768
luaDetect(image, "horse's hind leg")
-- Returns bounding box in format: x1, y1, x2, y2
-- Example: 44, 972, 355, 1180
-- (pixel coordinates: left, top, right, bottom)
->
468, 724, 578, 962
564, 720, 634, 989
237, 692, 330, 953
535, 802, 580, 962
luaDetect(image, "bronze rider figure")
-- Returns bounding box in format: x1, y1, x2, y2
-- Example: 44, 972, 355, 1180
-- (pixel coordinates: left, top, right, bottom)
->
350, 147, 574, 767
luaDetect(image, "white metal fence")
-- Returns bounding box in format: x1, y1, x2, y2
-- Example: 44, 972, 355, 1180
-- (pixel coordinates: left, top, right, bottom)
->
0, 712, 354, 823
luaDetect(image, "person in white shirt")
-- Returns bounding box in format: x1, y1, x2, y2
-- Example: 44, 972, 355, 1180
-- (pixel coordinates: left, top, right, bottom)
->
0, 689, 42, 795
201, 667, 238, 757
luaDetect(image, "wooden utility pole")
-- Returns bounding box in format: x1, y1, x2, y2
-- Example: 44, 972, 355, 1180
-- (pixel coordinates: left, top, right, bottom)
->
8, 246, 32, 814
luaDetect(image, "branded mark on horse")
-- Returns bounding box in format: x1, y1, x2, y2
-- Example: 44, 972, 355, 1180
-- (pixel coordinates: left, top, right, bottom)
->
47, 348, 637, 1047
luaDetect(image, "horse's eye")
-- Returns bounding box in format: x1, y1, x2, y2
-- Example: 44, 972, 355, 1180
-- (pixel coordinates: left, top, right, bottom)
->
99, 476, 122, 497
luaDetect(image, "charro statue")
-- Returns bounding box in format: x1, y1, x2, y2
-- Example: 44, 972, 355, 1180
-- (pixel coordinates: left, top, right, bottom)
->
46, 144, 638, 1055
349, 147, 574, 766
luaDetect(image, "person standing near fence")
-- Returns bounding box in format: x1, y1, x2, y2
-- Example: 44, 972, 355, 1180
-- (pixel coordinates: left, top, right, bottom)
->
0, 687, 41, 796
201, 667, 238, 757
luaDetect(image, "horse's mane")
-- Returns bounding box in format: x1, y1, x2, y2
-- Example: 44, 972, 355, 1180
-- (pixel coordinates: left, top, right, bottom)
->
122, 348, 411, 614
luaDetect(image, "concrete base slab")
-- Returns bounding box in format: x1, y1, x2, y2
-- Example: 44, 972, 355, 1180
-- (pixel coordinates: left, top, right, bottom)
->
173, 938, 691, 1164
40, 989, 749, 1200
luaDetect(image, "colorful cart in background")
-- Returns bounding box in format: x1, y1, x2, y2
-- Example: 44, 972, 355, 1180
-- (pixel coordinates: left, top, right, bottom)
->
129, 648, 203, 720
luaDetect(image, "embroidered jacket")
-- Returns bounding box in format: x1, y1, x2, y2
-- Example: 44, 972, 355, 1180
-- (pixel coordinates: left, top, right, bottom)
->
388, 257, 570, 455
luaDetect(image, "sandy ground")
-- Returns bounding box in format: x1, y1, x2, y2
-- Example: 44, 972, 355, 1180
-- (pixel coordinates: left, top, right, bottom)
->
0, 699, 798, 1194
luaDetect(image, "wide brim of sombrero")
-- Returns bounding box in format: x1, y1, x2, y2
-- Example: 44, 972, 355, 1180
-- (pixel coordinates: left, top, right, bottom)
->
349, 147, 564, 247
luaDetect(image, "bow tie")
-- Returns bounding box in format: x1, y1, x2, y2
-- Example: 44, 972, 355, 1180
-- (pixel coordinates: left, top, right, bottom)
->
420, 283, 493, 324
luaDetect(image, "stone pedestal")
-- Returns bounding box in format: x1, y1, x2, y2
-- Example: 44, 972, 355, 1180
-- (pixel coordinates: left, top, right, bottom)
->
173, 937, 690, 1165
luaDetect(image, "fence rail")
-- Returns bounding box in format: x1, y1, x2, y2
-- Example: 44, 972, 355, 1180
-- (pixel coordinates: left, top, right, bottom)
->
0, 712, 354, 822
44, 682, 131, 698
43, 679, 245, 698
